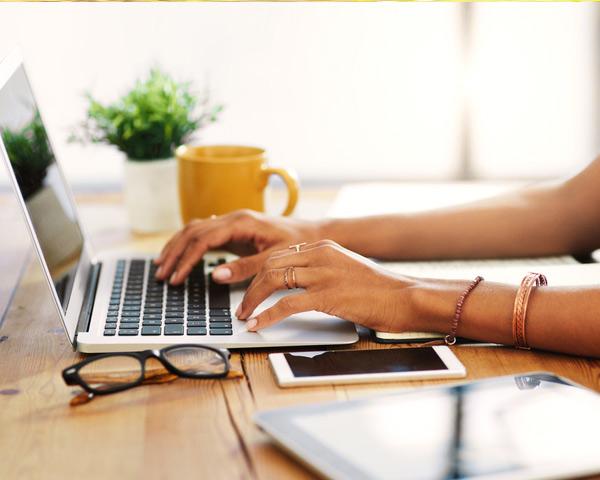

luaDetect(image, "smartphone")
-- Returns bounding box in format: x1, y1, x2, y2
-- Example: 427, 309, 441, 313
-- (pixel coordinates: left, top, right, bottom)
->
269, 346, 466, 387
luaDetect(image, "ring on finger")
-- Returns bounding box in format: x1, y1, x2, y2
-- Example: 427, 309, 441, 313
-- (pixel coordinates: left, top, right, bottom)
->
288, 242, 307, 253
283, 266, 297, 290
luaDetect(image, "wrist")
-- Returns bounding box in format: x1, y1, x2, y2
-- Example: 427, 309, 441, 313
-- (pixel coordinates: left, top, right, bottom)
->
407, 279, 469, 334
315, 218, 356, 247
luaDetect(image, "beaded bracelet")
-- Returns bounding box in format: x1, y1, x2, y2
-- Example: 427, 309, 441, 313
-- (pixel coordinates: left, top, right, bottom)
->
512, 272, 547, 349
445, 276, 484, 345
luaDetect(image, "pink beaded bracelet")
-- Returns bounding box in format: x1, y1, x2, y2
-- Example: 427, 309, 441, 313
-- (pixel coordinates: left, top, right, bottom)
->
445, 276, 484, 345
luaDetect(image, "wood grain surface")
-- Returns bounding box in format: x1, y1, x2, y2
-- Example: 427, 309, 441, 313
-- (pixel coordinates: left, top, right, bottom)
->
1, 190, 599, 480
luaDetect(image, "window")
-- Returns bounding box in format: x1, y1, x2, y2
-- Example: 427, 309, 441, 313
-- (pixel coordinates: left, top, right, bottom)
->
0, 3, 597, 188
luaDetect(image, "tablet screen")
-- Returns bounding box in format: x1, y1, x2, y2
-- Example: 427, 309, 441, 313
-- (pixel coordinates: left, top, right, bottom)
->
284, 348, 448, 377
256, 374, 600, 480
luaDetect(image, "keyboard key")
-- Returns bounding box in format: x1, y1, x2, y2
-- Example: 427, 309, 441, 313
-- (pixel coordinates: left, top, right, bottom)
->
104, 329, 116, 336
146, 291, 163, 297
165, 318, 184, 324
144, 303, 163, 310
187, 309, 205, 316
164, 324, 184, 335
120, 317, 140, 323
142, 319, 162, 326
121, 312, 141, 318
165, 312, 184, 319
187, 315, 206, 321
119, 323, 139, 330
143, 313, 162, 320
143, 308, 163, 315
187, 321, 206, 327
118, 329, 138, 336
209, 308, 230, 316
122, 306, 141, 311
141, 326, 161, 336
209, 279, 230, 309
209, 323, 232, 329
210, 317, 232, 323
187, 327, 207, 335
209, 329, 233, 336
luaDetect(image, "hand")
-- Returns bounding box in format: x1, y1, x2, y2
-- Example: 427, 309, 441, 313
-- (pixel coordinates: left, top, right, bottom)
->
154, 209, 322, 285
237, 240, 420, 332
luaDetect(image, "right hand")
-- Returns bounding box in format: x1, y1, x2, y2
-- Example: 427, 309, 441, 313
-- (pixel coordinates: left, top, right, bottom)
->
154, 209, 322, 285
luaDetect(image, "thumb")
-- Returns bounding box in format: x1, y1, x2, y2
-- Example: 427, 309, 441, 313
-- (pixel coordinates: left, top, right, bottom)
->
212, 250, 271, 283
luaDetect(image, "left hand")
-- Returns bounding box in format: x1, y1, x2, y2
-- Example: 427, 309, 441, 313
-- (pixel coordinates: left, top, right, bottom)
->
237, 240, 419, 332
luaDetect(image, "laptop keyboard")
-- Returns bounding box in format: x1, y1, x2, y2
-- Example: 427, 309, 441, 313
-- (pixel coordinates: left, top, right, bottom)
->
104, 258, 232, 337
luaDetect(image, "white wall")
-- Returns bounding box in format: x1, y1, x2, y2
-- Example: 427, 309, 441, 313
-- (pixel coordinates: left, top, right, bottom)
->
469, 3, 599, 179
0, 3, 598, 188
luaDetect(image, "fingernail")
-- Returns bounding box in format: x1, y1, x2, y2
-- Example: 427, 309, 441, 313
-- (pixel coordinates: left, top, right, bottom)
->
212, 267, 232, 281
156, 266, 163, 277
246, 318, 258, 331
170, 272, 177, 284
235, 304, 242, 318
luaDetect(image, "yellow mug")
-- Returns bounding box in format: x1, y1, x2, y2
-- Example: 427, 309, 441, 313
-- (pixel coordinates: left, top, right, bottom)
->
176, 145, 299, 223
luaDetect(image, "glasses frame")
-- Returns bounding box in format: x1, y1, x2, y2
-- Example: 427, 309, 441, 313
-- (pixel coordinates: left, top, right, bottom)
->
62, 344, 231, 396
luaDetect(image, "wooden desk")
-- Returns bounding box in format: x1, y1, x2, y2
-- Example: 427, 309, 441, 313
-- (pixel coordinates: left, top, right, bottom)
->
1, 190, 599, 480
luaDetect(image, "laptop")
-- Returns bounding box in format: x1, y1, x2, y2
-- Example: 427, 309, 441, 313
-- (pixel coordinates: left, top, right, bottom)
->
0, 50, 358, 353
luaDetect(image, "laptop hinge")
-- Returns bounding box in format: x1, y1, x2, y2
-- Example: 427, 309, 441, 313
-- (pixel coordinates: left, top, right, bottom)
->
75, 261, 102, 340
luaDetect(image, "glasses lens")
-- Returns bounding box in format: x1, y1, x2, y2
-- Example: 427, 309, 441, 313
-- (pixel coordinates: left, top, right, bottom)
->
163, 346, 227, 376
78, 355, 143, 392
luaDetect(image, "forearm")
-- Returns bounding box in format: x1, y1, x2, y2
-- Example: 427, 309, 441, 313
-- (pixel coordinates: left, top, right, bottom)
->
318, 180, 596, 260
319, 184, 575, 260
409, 278, 600, 358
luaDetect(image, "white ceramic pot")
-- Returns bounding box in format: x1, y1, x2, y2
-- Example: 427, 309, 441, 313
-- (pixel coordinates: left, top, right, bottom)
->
124, 157, 181, 233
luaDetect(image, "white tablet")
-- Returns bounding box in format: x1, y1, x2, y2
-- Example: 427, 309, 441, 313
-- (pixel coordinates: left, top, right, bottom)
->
255, 373, 600, 480
269, 346, 466, 387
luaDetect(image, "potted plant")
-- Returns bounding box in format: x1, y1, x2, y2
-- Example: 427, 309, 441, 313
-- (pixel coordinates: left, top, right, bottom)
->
75, 69, 223, 232
2, 111, 54, 200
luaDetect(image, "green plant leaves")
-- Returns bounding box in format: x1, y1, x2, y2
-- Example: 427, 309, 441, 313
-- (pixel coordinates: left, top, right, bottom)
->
1, 111, 54, 199
74, 69, 223, 161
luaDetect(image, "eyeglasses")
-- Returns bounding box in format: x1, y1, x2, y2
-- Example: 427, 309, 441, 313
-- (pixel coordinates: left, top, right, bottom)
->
62, 345, 234, 406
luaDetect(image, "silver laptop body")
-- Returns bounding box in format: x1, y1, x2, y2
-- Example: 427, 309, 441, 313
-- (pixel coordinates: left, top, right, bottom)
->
0, 50, 358, 352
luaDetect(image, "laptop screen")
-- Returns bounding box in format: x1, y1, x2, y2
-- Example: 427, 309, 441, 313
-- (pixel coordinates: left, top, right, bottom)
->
0, 64, 84, 312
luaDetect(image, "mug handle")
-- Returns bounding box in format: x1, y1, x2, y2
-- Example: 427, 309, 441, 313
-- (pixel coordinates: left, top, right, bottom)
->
261, 166, 299, 216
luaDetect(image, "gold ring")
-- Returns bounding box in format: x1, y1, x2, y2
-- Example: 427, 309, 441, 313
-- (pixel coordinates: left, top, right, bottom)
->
283, 267, 296, 290
283, 268, 291, 289
289, 242, 307, 253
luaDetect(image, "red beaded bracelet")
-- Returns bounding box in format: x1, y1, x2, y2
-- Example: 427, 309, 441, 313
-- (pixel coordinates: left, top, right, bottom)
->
445, 276, 484, 345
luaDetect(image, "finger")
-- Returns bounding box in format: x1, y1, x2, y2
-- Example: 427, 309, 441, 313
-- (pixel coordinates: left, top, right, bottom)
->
212, 249, 271, 284
159, 223, 228, 281
267, 239, 340, 261
168, 240, 206, 285
154, 231, 182, 270
245, 293, 318, 331
238, 267, 318, 320
169, 226, 237, 284
261, 242, 337, 272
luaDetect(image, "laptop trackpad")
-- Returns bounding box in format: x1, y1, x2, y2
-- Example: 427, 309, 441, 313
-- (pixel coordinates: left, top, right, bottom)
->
239, 290, 357, 342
